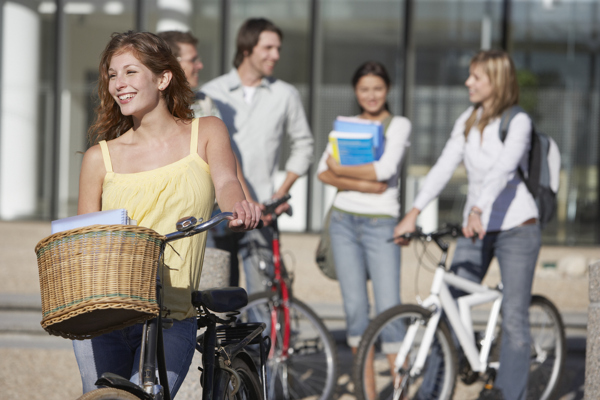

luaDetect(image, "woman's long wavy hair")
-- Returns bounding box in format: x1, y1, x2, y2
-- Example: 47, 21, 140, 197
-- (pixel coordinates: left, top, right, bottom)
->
464, 50, 519, 136
88, 31, 194, 144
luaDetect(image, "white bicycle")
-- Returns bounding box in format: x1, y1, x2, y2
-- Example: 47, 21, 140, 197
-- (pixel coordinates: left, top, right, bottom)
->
353, 224, 566, 400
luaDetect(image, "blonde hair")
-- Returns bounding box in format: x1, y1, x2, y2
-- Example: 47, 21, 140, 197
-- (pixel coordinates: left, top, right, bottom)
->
464, 50, 519, 136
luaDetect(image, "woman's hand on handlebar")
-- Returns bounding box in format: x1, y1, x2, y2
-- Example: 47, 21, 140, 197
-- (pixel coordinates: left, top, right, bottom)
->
463, 207, 485, 240
227, 200, 262, 232
393, 208, 420, 246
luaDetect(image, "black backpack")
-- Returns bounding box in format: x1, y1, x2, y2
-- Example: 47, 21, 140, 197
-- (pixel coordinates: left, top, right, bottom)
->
499, 105, 561, 228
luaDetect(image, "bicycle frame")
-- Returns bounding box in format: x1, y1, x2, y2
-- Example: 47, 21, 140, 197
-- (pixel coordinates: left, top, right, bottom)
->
93, 213, 268, 400
396, 241, 503, 378
196, 301, 268, 400
267, 216, 292, 359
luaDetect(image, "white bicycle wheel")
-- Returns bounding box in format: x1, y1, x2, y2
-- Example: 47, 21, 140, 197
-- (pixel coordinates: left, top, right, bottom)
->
353, 304, 457, 400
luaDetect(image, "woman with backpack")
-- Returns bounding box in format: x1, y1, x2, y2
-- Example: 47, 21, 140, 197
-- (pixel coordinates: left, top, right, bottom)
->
394, 50, 540, 400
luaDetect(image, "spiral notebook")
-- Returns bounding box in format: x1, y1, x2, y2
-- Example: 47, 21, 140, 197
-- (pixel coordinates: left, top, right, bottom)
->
51, 209, 137, 234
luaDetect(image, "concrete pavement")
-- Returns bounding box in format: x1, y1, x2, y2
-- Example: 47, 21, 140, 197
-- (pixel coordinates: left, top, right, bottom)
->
0, 221, 595, 399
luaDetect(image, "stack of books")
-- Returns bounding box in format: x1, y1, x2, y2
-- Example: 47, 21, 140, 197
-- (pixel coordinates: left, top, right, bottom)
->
51, 209, 137, 234
328, 116, 384, 165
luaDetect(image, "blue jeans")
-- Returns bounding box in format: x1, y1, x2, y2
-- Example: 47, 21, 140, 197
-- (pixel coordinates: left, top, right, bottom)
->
73, 317, 197, 396
449, 224, 541, 400
329, 209, 401, 348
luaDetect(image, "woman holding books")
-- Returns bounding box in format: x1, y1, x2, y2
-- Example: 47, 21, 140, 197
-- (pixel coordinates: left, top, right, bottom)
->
317, 61, 411, 367
394, 50, 539, 400
74, 31, 261, 396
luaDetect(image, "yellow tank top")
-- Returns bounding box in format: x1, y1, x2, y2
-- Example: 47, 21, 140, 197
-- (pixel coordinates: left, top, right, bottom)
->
99, 118, 215, 320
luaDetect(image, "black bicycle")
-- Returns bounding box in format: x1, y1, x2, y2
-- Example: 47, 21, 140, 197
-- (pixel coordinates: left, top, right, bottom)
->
78, 212, 270, 400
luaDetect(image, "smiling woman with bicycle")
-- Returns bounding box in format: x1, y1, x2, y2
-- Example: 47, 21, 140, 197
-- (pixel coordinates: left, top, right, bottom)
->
74, 31, 261, 397
394, 50, 540, 400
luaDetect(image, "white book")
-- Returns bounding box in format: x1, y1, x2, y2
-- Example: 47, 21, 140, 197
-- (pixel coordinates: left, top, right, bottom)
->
51, 209, 137, 234
335, 115, 382, 126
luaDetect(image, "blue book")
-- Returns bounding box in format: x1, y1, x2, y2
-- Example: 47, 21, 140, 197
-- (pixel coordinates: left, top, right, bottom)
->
51, 209, 137, 234
329, 132, 376, 165
333, 117, 384, 160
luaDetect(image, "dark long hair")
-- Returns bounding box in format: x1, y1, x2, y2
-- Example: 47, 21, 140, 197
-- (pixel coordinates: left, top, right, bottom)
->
88, 31, 194, 144
233, 18, 283, 68
351, 61, 391, 112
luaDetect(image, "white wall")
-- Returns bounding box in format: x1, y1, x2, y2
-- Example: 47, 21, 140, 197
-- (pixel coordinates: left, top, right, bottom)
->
0, 2, 40, 219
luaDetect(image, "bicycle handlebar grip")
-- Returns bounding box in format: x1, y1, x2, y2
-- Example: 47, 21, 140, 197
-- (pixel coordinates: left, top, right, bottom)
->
262, 193, 292, 215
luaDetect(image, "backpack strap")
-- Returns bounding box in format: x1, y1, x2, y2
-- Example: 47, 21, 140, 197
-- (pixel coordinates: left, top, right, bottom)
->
382, 114, 394, 135
499, 105, 526, 141
499, 105, 536, 195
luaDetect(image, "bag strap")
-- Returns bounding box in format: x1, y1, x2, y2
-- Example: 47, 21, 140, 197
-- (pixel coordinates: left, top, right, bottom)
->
499, 105, 535, 195
382, 114, 393, 135
499, 105, 526, 142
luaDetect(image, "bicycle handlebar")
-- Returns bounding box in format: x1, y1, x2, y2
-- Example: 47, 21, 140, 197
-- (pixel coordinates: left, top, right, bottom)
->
164, 212, 263, 243
387, 223, 463, 243
262, 193, 292, 215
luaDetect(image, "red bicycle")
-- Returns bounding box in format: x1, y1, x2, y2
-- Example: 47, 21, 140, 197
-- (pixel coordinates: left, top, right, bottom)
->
237, 194, 338, 400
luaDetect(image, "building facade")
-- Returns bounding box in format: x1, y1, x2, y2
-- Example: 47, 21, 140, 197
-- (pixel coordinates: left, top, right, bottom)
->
1, 0, 598, 245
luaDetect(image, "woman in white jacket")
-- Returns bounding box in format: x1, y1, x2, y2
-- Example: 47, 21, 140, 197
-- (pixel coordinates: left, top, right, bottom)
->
394, 50, 540, 400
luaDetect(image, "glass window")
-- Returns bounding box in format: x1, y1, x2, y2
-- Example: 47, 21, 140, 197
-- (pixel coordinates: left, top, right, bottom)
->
312, 0, 405, 228
511, 0, 600, 244
405, 1, 505, 230
58, 0, 136, 218
1, 1, 56, 220
190, 0, 222, 82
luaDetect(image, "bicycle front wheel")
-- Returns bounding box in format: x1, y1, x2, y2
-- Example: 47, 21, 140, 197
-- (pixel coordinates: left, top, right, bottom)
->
77, 388, 140, 400
353, 304, 458, 400
238, 292, 338, 400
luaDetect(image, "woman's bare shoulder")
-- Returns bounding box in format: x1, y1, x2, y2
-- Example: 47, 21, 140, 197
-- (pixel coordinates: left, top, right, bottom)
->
196, 116, 227, 132
80, 143, 108, 179
195, 116, 230, 147
82, 143, 103, 164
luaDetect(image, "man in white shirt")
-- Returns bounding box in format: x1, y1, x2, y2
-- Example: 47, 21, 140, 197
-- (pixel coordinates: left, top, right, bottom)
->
203, 18, 314, 292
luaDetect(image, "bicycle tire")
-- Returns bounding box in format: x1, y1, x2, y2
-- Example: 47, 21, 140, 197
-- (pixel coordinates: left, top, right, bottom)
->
77, 388, 141, 400
487, 295, 566, 400
238, 292, 338, 400
216, 356, 264, 400
527, 295, 566, 400
353, 304, 458, 400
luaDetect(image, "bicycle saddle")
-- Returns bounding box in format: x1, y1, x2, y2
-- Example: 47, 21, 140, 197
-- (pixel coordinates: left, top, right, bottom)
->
192, 287, 248, 312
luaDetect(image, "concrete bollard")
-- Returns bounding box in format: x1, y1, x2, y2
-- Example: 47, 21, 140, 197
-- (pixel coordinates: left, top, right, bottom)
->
198, 248, 231, 290
585, 260, 600, 399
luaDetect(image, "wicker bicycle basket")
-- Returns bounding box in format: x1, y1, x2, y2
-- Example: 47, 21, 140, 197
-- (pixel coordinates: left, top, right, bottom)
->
34, 225, 166, 340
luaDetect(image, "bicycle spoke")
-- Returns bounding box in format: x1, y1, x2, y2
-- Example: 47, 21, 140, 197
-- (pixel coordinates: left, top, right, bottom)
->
241, 293, 338, 400
353, 305, 457, 400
